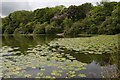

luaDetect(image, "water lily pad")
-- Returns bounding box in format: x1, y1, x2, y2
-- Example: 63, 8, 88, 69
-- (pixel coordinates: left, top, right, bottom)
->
24, 74, 31, 78
51, 70, 61, 76
37, 73, 43, 77
78, 73, 86, 77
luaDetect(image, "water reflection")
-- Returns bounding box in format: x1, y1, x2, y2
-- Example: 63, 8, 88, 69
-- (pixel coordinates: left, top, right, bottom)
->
2, 35, 60, 53
2, 35, 118, 78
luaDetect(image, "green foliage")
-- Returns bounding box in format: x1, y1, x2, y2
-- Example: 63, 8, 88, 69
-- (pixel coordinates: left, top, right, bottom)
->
80, 2, 119, 34
2, 17, 9, 33
14, 27, 24, 34
33, 22, 48, 34
62, 17, 73, 33
34, 6, 64, 24
65, 21, 81, 35
66, 3, 92, 22
2, 10, 33, 34
88, 24, 98, 34
4, 25, 15, 34
45, 25, 56, 34
2, 2, 120, 35
23, 22, 34, 34
99, 4, 120, 34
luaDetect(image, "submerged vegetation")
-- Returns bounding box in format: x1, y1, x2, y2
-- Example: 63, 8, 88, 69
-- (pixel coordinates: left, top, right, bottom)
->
2, 1, 120, 35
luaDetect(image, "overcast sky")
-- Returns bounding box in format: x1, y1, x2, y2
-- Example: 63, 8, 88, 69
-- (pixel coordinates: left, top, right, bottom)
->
0, 0, 120, 17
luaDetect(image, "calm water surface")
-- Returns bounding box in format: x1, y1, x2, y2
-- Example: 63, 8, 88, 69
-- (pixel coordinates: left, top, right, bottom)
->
1, 35, 118, 78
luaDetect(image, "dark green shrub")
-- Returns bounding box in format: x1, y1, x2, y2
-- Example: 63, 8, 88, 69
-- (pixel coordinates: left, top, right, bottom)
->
33, 22, 48, 34
45, 25, 56, 34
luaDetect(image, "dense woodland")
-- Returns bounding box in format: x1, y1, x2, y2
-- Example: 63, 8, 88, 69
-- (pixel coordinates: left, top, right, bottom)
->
2, 1, 120, 35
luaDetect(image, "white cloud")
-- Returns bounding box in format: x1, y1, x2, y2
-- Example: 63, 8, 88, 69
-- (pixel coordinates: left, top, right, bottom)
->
1, 0, 120, 17
1, 0, 119, 2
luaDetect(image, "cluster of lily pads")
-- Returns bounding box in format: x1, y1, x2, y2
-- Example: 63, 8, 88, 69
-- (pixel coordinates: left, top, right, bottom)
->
1, 35, 118, 78
49, 35, 118, 54
1, 44, 87, 78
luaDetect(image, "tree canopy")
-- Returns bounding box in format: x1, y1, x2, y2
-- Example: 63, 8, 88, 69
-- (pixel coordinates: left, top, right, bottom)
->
2, 2, 120, 35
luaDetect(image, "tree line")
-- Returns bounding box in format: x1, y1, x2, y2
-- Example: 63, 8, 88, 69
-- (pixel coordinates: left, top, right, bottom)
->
2, 1, 120, 35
